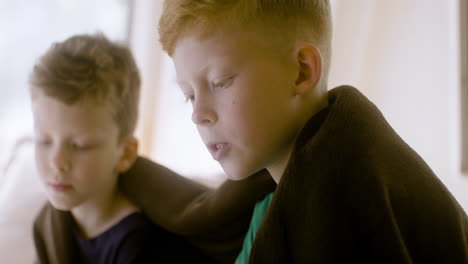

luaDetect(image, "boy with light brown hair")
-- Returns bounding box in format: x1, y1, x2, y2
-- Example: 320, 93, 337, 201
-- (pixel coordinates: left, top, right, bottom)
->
30, 33, 214, 263
35, 1, 468, 263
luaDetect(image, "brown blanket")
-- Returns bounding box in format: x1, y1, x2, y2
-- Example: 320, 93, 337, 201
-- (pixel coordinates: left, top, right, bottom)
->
248, 86, 468, 263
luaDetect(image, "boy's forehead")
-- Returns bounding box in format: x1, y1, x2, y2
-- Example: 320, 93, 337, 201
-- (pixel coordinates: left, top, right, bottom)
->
172, 28, 276, 78
173, 24, 293, 68
181, 23, 283, 53
33, 93, 103, 112
32, 94, 116, 133
172, 33, 237, 82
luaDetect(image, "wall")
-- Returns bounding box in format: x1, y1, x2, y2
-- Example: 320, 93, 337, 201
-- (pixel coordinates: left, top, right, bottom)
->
329, 0, 468, 209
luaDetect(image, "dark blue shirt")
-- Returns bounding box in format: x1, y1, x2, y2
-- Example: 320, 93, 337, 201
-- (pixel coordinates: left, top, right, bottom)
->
74, 212, 213, 263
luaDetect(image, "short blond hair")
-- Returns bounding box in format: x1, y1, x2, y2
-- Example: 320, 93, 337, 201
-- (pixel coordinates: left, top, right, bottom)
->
159, 0, 332, 73
30, 33, 140, 140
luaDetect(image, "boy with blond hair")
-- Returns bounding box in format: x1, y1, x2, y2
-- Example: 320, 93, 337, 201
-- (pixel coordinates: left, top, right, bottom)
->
30, 33, 215, 263
154, 0, 468, 262
36, 1, 468, 263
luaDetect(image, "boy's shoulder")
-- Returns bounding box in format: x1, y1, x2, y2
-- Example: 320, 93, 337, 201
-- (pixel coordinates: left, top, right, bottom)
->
288, 85, 465, 219
108, 213, 214, 263
33, 204, 214, 263
33, 202, 76, 264
267, 86, 468, 262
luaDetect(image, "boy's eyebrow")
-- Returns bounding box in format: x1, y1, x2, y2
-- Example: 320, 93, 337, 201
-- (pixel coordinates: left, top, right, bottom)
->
175, 60, 215, 88
175, 80, 193, 93
175, 79, 188, 87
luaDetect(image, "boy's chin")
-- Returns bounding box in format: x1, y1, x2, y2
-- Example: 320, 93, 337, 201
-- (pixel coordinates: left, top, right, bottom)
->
222, 164, 258, 181
225, 173, 251, 181
48, 198, 75, 211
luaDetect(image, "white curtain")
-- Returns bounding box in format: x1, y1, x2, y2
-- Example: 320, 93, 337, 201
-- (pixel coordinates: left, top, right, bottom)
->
329, 0, 467, 208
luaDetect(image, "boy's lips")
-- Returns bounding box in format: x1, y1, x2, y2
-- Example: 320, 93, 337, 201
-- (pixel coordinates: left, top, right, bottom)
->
207, 142, 230, 161
48, 182, 73, 192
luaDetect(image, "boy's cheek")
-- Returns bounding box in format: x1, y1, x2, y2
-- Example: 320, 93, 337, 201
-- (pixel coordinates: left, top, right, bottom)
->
34, 152, 50, 180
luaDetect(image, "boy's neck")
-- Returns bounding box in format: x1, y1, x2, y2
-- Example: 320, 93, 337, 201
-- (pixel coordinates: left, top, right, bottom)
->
71, 187, 137, 239
268, 144, 295, 184
268, 94, 329, 184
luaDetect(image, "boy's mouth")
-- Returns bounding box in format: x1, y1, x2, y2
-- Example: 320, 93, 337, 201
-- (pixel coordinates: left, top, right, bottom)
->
48, 182, 73, 192
207, 142, 229, 161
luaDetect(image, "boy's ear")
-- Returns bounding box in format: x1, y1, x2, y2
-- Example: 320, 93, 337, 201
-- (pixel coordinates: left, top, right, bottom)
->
294, 43, 322, 95
116, 136, 139, 174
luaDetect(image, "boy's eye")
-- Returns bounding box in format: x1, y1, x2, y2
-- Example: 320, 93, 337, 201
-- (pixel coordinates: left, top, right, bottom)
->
184, 94, 195, 103
212, 77, 233, 89
71, 143, 91, 151
36, 141, 51, 148
35, 138, 51, 147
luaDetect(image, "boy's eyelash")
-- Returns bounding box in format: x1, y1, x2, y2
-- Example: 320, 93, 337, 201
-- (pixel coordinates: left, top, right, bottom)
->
71, 143, 91, 151
213, 81, 226, 88
34, 136, 50, 144
212, 77, 234, 89
184, 95, 195, 103
183, 76, 234, 103
36, 140, 51, 146
33, 138, 94, 151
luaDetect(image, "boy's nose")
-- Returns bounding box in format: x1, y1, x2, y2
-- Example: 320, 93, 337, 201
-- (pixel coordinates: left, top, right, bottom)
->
51, 147, 71, 173
191, 100, 217, 126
